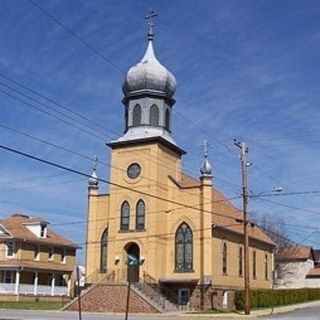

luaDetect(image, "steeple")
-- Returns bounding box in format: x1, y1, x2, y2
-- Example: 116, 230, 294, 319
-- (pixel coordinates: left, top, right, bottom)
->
200, 141, 213, 177
88, 155, 99, 191
111, 9, 184, 155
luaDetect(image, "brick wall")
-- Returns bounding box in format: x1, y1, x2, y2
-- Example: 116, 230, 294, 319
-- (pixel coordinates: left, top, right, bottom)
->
65, 283, 159, 313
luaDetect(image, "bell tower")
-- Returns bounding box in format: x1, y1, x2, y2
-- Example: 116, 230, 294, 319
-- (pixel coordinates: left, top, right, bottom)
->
105, 12, 185, 281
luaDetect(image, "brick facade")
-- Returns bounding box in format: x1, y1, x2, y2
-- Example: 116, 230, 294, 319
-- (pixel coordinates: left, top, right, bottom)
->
65, 282, 159, 313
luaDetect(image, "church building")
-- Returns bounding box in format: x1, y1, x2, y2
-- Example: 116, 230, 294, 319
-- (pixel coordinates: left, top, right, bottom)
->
83, 21, 275, 311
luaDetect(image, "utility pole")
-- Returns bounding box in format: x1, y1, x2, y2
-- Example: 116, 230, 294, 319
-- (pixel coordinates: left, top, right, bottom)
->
234, 140, 250, 315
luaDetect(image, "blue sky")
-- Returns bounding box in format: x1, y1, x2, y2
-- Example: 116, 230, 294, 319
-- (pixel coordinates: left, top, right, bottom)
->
1, 0, 320, 263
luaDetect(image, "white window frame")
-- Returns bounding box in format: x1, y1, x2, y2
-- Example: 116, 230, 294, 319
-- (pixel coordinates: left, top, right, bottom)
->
6, 241, 15, 258
61, 248, 66, 264
40, 224, 47, 238
48, 247, 54, 261
34, 245, 40, 261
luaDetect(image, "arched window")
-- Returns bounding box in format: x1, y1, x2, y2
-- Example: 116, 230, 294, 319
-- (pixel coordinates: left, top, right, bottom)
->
120, 201, 130, 231
125, 108, 128, 131
149, 104, 159, 126
136, 200, 145, 230
165, 108, 170, 130
222, 243, 228, 275
265, 254, 268, 280
253, 250, 257, 278
100, 228, 108, 272
239, 246, 243, 277
175, 223, 193, 272
132, 104, 141, 126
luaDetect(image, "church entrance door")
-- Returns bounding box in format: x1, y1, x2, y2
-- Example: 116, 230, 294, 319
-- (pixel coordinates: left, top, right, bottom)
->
125, 242, 140, 283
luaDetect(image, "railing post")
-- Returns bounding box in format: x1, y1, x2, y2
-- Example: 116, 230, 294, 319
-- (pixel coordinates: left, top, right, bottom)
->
15, 269, 20, 295
51, 273, 56, 296
34, 271, 38, 296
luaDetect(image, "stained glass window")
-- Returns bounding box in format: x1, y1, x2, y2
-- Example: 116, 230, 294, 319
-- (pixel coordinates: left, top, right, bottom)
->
100, 228, 108, 272
265, 254, 268, 280
136, 200, 145, 230
121, 201, 130, 230
175, 223, 193, 272
222, 243, 227, 275
239, 246, 243, 277
253, 250, 257, 278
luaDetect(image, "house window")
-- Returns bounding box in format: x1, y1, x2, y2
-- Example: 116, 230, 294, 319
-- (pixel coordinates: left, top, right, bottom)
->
165, 108, 170, 130
120, 201, 130, 231
48, 247, 54, 260
40, 224, 46, 238
178, 288, 190, 305
253, 250, 257, 279
61, 248, 66, 263
149, 104, 159, 126
239, 246, 243, 277
222, 243, 228, 275
34, 245, 40, 260
135, 200, 145, 230
100, 228, 108, 272
6, 241, 15, 257
4, 271, 13, 283
175, 223, 193, 272
265, 254, 268, 280
132, 104, 141, 126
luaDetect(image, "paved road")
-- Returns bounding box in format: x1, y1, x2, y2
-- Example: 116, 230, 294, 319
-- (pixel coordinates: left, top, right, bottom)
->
0, 305, 320, 320
261, 304, 320, 319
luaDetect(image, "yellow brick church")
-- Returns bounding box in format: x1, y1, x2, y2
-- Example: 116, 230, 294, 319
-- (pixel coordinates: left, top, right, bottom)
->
83, 23, 275, 311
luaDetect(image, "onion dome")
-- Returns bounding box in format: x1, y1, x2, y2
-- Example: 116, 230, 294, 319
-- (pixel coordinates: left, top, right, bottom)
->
88, 170, 99, 188
200, 158, 212, 176
200, 141, 213, 177
122, 35, 177, 98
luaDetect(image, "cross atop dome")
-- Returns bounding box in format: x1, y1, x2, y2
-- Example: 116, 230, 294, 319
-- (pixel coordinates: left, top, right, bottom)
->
145, 9, 158, 41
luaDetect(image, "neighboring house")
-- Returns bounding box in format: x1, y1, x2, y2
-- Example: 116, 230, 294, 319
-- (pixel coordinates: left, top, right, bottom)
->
0, 213, 79, 298
275, 246, 320, 289
313, 249, 320, 267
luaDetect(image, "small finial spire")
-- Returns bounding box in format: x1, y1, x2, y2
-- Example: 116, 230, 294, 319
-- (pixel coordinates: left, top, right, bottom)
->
203, 140, 209, 158
200, 141, 212, 177
92, 155, 98, 172
88, 155, 99, 188
145, 8, 158, 41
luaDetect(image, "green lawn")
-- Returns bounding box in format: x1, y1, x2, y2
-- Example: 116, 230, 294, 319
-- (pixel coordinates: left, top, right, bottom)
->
0, 301, 64, 310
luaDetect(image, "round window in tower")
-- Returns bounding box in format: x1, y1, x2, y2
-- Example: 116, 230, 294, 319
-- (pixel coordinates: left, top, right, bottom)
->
127, 163, 141, 179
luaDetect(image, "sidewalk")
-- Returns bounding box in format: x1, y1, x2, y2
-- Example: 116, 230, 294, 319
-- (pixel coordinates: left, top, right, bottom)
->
178, 299, 320, 318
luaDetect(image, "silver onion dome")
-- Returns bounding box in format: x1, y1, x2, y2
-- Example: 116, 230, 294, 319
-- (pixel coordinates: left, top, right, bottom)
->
88, 170, 99, 187
200, 158, 212, 176
122, 38, 177, 98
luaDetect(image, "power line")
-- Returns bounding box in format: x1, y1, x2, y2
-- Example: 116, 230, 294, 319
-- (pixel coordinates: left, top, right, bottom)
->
255, 197, 320, 216
0, 73, 119, 138
0, 143, 243, 221
0, 123, 236, 204
27, 0, 125, 74
0, 88, 107, 142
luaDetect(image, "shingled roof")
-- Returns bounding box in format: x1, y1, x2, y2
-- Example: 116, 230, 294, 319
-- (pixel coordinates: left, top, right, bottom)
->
170, 172, 275, 246
278, 246, 314, 262
0, 213, 79, 249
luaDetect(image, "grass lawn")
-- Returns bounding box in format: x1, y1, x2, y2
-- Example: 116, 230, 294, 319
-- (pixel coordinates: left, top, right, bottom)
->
0, 301, 64, 310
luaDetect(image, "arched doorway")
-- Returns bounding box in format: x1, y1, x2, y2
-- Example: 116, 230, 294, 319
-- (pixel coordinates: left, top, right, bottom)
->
125, 242, 140, 283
